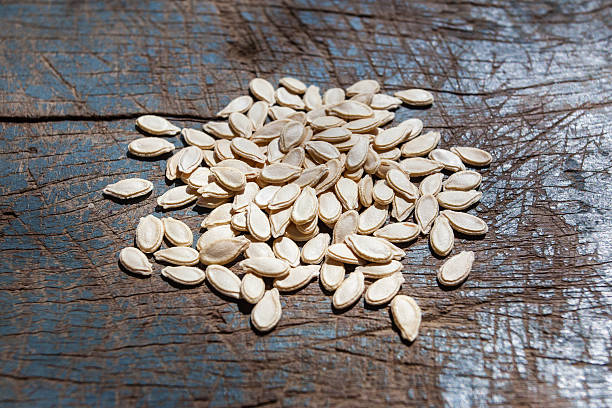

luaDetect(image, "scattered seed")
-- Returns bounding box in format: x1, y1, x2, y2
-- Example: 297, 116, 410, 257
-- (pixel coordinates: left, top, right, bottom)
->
437, 190, 483, 210
390, 295, 421, 342
129, 137, 175, 157
240, 257, 290, 278
103, 178, 153, 200
429, 216, 454, 256
136, 115, 180, 135
181, 128, 215, 150
394, 89, 434, 106
443, 170, 482, 191
119, 247, 153, 275
364, 271, 404, 306
355, 260, 402, 279
415, 194, 439, 234
217, 95, 253, 118
162, 217, 193, 247
450, 146, 492, 166
161, 266, 206, 285
154, 247, 200, 266
199, 236, 250, 265
437, 250, 474, 286
440, 210, 488, 235
419, 173, 444, 196
274, 265, 320, 292
332, 270, 365, 309
135, 214, 164, 253
241, 273, 266, 304
251, 288, 282, 332
206, 264, 241, 298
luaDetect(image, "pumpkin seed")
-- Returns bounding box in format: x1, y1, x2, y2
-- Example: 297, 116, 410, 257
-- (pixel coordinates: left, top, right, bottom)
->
206, 264, 241, 298
364, 271, 404, 306
199, 236, 250, 265
323, 87, 345, 105
161, 217, 193, 247
305, 141, 341, 162
247, 203, 271, 241
103, 178, 153, 199
136, 115, 180, 136
295, 214, 319, 235
372, 179, 395, 205
333, 210, 359, 244
334, 177, 359, 210
276, 87, 305, 110
274, 265, 320, 292
345, 136, 369, 171
394, 89, 434, 106
277, 121, 304, 153
345, 234, 393, 263
332, 270, 365, 309
254, 185, 281, 209
165, 149, 183, 180
344, 116, 380, 133
346, 79, 380, 96
364, 146, 381, 174
419, 173, 444, 196
251, 288, 282, 332
248, 101, 269, 130
244, 240, 275, 258
217, 95, 253, 117
119, 247, 153, 275
373, 222, 419, 242
281, 146, 306, 168
251, 119, 290, 144
199, 181, 233, 200
437, 250, 474, 286
429, 216, 454, 256
415, 194, 439, 234
269, 207, 293, 238
161, 266, 206, 285
240, 257, 290, 278
303, 85, 323, 111
128, 137, 175, 157
314, 159, 343, 194
375, 159, 403, 179
357, 204, 388, 234
260, 163, 302, 184
313, 126, 352, 143
400, 157, 444, 177
311, 115, 346, 131
214, 139, 235, 160
386, 168, 418, 200
294, 165, 328, 188
374, 126, 409, 150
440, 210, 488, 235
450, 146, 492, 166
374, 110, 395, 126
241, 273, 265, 304
249, 78, 275, 104
230, 211, 248, 231
279, 77, 307, 94
211, 166, 247, 192
284, 222, 320, 242
196, 195, 230, 209
443, 170, 482, 191
401, 131, 440, 157
357, 174, 374, 207
428, 149, 465, 172
177, 146, 203, 174
201, 150, 218, 167
370, 93, 402, 110
135, 215, 164, 253
301, 233, 330, 264
390, 295, 421, 342
398, 118, 423, 140
378, 148, 401, 161
154, 247, 200, 266
318, 191, 342, 225
437, 190, 482, 210
232, 182, 260, 212
181, 128, 215, 150
329, 100, 373, 119
327, 243, 363, 265
197, 225, 235, 251
273, 236, 301, 267
204, 121, 235, 139
319, 260, 345, 291
268, 183, 301, 210
355, 260, 402, 279
231, 137, 265, 163
291, 186, 318, 225
391, 194, 415, 222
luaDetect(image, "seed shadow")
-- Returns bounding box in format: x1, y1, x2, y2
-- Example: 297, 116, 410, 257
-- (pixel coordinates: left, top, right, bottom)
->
388, 308, 417, 346
105, 191, 152, 205
331, 301, 359, 315
126, 151, 173, 162
117, 259, 152, 279
318, 280, 335, 296
155, 202, 196, 213
453, 231, 487, 242
192, 205, 213, 216
436, 278, 467, 292
203, 279, 241, 303
161, 274, 205, 289
363, 301, 388, 311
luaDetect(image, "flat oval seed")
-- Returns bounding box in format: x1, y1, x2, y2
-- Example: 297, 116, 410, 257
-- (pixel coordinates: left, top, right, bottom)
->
345, 136, 369, 171
314, 158, 343, 194
415, 194, 439, 234
285, 223, 320, 242
378, 148, 401, 161
311, 115, 346, 130
274, 265, 320, 292
273, 237, 301, 267
231, 211, 248, 231
279, 121, 305, 153
440, 210, 488, 235
248, 101, 269, 130
419, 173, 444, 196
333, 210, 359, 244
345, 234, 392, 263
346, 79, 380, 96
291, 186, 318, 225
294, 165, 328, 188
438, 250, 474, 286
358, 174, 374, 207
204, 121, 234, 139
345, 116, 380, 133
162, 217, 193, 247
401, 131, 441, 157
249, 78, 275, 104
104, 178, 153, 199
199, 236, 250, 265
364, 146, 381, 174
217, 95, 253, 117
392, 194, 415, 222
304, 85, 323, 111
374, 126, 409, 150
372, 180, 395, 205
231, 137, 265, 163
161, 266, 206, 285
450, 146, 493, 166
279, 77, 307, 94
136, 214, 164, 253
305, 141, 341, 162
390, 295, 421, 342
429, 149, 465, 172
251, 288, 282, 332
357, 204, 388, 234
181, 128, 215, 150
154, 247, 199, 266
386, 168, 418, 200
400, 158, 445, 177
197, 225, 235, 251
260, 163, 302, 184
437, 190, 483, 210
320, 260, 345, 291
335, 177, 359, 210
136, 115, 180, 135
329, 100, 373, 119
269, 207, 292, 238
282, 147, 306, 168
211, 166, 246, 192
119, 247, 153, 275
201, 202, 233, 228
178, 146, 204, 174
269, 106, 296, 121
240, 257, 290, 278
206, 264, 241, 298
327, 243, 363, 265
319, 191, 342, 225
268, 183, 301, 210
157, 185, 198, 209
276, 87, 305, 109
370, 93, 402, 110
254, 185, 281, 209
364, 272, 404, 306
241, 273, 266, 304
394, 89, 434, 106
430, 216, 454, 256
252, 119, 291, 144
398, 118, 424, 140
312, 127, 352, 143
332, 271, 365, 309
301, 233, 330, 264
245, 240, 275, 258
323, 87, 345, 105
247, 203, 271, 241
232, 182, 260, 212
128, 137, 175, 157
443, 170, 482, 191
374, 222, 419, 243
355, 260, 403, 279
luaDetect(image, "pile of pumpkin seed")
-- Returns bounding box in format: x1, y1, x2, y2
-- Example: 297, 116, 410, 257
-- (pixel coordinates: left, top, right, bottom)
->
104, 78, 492, 341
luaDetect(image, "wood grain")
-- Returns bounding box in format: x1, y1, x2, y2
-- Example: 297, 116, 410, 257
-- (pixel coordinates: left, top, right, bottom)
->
0, 0, 610, 406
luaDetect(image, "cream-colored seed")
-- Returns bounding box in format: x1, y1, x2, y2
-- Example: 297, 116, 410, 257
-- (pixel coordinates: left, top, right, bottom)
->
103, 178, 153, 199
428, 149, 465, 172
269, 207, 293, 238
279, 77, 307, 94
231, 137, 265, 163
390, 295, 421, 342
320, 260, 345, 291
204, 121, 234, 139
357, 204, 388, 235
273, 236, 301, 267
370, 93, 402, 110
201, 202, 233, 229
217, 95, 253, 117
245, 240, 275, 259
386, 168, 418, 200
437, 190, 483, 210
345, 136, 369, 171
276, 87, 306, 110
358, 174, 374, 207
198, 181, 233, 200
311, 115, 346, 130
327, 243, 363, 265
401, 131, 440, 157
254, 185, 282, 209
135, 214, 164, 253
323, 87, 345, 105
291, 186, 318, 225
419, 173, 444, 196
154, 247, 200, 266
332, 271, 365, 309
364, 272, 404, 306
274, 265, 320, 292
165, 150, 183, 180
329, 100, 373, 119
251, 288, 282, 332
294, 165, 328, 188
398, 118, 423, 140
161, 266, 206, 285
400, 157, 444, 177
355, 260, 402, 279
198, 236, 250, 265
280, 121, 306, 153
305, 141, 341, 162
438, 250, 474, 286
268, 183, 301, 211
415, 194, 439, 234
128, 137, 175, 157
119, 247, 153, 275
450, 146, 492, 166
318, 191, 343, 225
162, 217, 193, 247
211, 166, 247, 192
136, 115, 180, 135
206, 264, 242, 298
440, 210, 488, 235
301, 233, 331, 264
314, 159, 342, 194
215, 139, 236, 161
249, 78, 275, 105
187, 167, 212, 189
394, 89, 434, 106
197, 225, 235, 251
240, 257, 290, 278
372, 179, 395, 205
247, 203, 271, 241
303, 85, 323, 111
333, 210, 359, 244
248, 101, 269, 130
269, 106, 296, 121
345, 234, 393, 263
346, 79, 380, 96
232, 182, 260, 212
260, 163, 302, 184
391, 194, 415, 222
241, 273, 265, 304
373, 222, 419, 243
282, 147, 306, 168
231, 211, 248, 231
334, 177, 359, 210
374, 126, 409, 150
443, 170, 482, 191
430, 216, 454, 256
181, 128, 215, 150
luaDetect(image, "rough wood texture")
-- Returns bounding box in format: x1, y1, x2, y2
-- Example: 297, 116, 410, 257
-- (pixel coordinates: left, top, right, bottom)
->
0, 1, 610, 406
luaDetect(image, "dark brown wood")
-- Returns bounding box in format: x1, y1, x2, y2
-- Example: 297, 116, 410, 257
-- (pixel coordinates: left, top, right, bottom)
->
0, 0, 610, 406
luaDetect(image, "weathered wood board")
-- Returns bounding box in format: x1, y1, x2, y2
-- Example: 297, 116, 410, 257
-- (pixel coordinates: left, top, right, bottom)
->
0, 1, 610, 406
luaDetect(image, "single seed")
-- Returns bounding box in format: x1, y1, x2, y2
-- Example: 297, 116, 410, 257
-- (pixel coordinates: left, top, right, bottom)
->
370, 93, 402, 110
437, 190, 483, 210
415, 194, 439, 234
323, 87, 345, 105
181, 128, 215, 150
398, 118, 423, 140
374, 126, 409, 150
279, 77, 307, 94
355, 260, 403, 279
276, 87, 306, 109
274, 265, 320, 292
119, 247, 153, 275
305, 141, 341, 162
161, 266, 206, 285
217, 95, 253, 117
372, 179, 395, 205
135, 214, 164, 253
241, 273, 265, 304
251, 288, 282, 332
301, 233, 331, 264
162, 217, 193, 247
318, 191, 343, 225
231, 211, 248, 231
314, 158, 343, 195
334, 177, 359, 210
291, 186, 318, 225
400, 157, 444, 177
240, 257, 290, 278
333, 210, 359, 244
386, 168, 418, 200
327, 243, 363, 265
440, 210, 488, 235
206, 264, 242, 298
260, 163, 302, 184
401, 131, 440, 157
394, 89, 434, 106
248, 101, 269, 130
391, 194, 415, 222
231, 137, 265, 163
450, 146, 492, 166
294, 165, 328, 188
273, 236, 301, 267
252, 119, 291, 144
345, 234, 393, 263
437, 250, 474, 286
136, 115, 180, 136
197, 225, 235, 251
201, 202, 233, 228
282, 146, 306, 168
429, 149, 465, 172
373, 222, 419, 243
211, 166, 247, 192
280, 121, 306, 153
358, 174, 374, 207
268, 183, 301, 211
303, 85, 323, 111
443, 170, 482, 191
332, 271, 365, 309
249, 78, 275, 104
269, 207, 293, 238
178, 146, 204, 174
254, 185, 281, 209
364, 272, 404, 306
154, 247, 200, 266
199, 181, 233, 200
198, 236, 250, 265
214, 139, 235, 160
419, 173, 444, 196
328, 100, 373, 119
390, 295, 421, 342
357, 204, 388, 235
103, 178, 153, 199
245, 240, 275, 259
311, 115, 346, 131
346, 79, 380, 96
345, 136, 369, 171
232, 182, 260, 212
429, 216, 454, 256
128, 137, 175, 157
204, 121, 235, 139
247, 202, 271, 241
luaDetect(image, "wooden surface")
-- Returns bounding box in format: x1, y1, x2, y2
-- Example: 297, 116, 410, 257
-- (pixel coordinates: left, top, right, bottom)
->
0, 1, 610, 406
